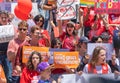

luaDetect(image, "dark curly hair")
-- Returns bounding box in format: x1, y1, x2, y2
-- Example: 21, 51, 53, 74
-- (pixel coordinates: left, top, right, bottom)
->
26, 51, 42, 70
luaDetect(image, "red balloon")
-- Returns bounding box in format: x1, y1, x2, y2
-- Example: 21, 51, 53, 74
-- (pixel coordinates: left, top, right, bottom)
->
0, 0, 3, 3
18, 0, 32, 13
14, 6, 28, 20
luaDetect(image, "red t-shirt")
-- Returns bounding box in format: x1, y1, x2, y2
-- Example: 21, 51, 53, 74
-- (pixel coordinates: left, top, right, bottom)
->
39, 30, 50, 47
88, 19, 105, 40
80, 7, 95, 27
20, 67, 39, 83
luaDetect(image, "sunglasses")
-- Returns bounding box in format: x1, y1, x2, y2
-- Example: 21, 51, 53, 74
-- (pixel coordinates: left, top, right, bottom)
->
18, 28, 27, 31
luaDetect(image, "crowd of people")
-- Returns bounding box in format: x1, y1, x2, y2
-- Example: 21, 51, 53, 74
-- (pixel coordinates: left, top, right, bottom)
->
0, 0, 120, 83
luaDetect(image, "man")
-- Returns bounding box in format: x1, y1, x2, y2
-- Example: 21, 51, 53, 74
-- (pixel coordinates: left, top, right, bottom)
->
0, 11, 13, 83
76, 36, 90, 74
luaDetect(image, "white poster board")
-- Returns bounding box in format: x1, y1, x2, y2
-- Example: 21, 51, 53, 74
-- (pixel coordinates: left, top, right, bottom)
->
87, 43, 113, 60
0, 25, 15, 43
60, 73, 120, 83
57, 0, 79, 20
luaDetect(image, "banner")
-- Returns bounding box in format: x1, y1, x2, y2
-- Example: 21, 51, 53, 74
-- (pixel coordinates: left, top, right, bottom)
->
54, 52, 79, 68
0, 25, 15, 43
95, 0, 120, 14
22, 46, 49, 63
57, 0, 79, 20
80, 0, 95, 6
60, 73, 120, 83
87, 43, 113, 60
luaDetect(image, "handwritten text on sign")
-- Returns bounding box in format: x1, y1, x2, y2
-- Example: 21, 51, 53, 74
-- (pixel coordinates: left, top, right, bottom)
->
95, 0, 120, 14
0, 25, 15, 43
57, 0, 79, 20
54, 52, 79, 68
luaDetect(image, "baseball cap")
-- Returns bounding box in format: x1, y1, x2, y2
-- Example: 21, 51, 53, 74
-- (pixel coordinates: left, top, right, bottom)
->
37, 62, 51, 72
79, 36, 90, 43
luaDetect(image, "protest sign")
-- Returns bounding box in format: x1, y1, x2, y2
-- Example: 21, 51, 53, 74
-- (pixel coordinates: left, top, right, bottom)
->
95, 0, 120, 14
22, 46, 49, 63
60, 73, 120, 83
48, 48, 69, 64
0, 25, 15, 43
48, 0, 56, 5
57, 0, 79, 20
54, 52, 79, 68
0, 2, 11, 12
87, 43, 113, 60
80, 0, 95, 6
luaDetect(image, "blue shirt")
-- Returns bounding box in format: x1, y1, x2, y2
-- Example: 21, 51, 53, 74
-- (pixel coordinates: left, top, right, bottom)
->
38, 80, 50, 83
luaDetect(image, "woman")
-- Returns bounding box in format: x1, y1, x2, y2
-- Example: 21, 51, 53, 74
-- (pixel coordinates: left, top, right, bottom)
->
60, 21, 79, 51
34, 14, 50, 47
83, 46, 111, 74
20, 51, 42, 83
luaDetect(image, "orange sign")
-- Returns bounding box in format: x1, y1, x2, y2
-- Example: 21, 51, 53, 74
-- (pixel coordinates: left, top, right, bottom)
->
48, 0, 56, 5
54, 52, 79, 68
53, 27, 59, 37
22, 46, 49, 63
0, 65, 6, 81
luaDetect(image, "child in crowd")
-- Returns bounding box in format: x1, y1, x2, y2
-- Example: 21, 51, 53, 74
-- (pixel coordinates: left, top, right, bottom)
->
37, 62, 56, 83
20, 51, 42, 83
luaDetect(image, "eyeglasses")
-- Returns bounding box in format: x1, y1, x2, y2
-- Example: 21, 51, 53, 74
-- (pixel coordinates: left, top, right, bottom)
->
18, 28, 27, 31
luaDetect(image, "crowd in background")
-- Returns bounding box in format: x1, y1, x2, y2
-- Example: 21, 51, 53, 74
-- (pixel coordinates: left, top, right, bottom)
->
0, 0, 120, 83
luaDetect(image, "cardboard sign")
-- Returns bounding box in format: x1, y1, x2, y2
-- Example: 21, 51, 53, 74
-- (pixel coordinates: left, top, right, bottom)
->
53, 27, 59, 37
87, 43, 113, 60
57, 0, 79, 20
54, 52, 79, 68
22, 46, 49, 63
48, 48, 69, 64
0, 25, 15, 43
95, 0, 120, 14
